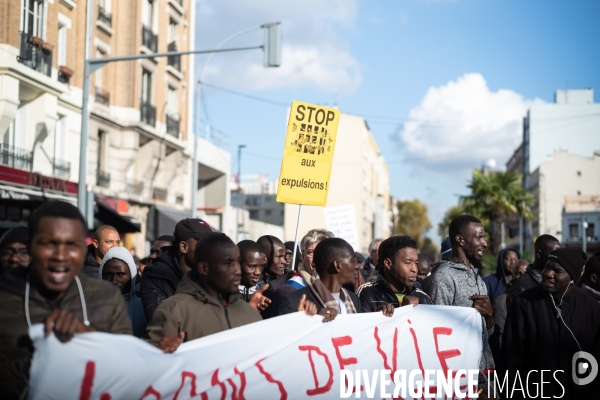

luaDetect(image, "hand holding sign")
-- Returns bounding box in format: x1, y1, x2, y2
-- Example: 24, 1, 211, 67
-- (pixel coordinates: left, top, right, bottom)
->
158, 331, 185, 354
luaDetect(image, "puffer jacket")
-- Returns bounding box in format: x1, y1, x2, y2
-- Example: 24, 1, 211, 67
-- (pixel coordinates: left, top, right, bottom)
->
356, 274, 431, 312
144, 270, 262, 347
426, 259, 495, 374
0, 267, 132, 398
81, 243, 100, 278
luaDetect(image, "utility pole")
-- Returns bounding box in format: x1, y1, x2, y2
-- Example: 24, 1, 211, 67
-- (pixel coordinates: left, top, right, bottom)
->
236, 144, 246, 241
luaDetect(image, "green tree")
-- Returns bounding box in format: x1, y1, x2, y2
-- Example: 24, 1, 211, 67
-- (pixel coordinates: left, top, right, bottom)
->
438, 205, 464, 238
395, 199, 432, 249
460, 169, 534, 257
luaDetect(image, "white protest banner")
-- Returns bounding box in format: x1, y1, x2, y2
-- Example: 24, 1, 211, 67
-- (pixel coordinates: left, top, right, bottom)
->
323, 204, 360, 250
29, 306, 482, 400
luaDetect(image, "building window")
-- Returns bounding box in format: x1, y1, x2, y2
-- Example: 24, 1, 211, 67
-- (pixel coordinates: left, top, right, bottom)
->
57, 23, 67, 66
166, 86, 177, 115
168, 19, 178, 43
21, 0, 46, 38
141, 69, 152, 103
95, 49, 105, 89
143, 0, 154, 29
265, 210, 272, 217
587, 223, 595, 239
569, 223, 578, 239
250, 211, 259, 219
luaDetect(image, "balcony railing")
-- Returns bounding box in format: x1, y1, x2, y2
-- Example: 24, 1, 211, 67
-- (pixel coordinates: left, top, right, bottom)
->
97, 170, 111, 188
98, 5, 112, 27
140, 100, 156, 126
166, 114, 180, 137
0, 144, 33, 171
17, 32, 52, 77
167, 41, 181, 71
126, 179, 144, 196
142, 25, 158, 52
52, 158, 71, 179
95, 87, 110, 105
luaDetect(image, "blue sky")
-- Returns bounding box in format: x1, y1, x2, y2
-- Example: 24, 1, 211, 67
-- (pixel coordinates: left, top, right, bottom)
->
193, 0, 600, 246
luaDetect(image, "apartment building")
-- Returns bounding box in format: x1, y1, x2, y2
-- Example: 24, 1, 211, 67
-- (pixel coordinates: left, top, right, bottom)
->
0, 0, 195, 252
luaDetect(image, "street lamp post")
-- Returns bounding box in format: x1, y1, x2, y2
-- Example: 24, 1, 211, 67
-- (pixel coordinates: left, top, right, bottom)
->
191, 22, 281, 219
236, 144, 246, 241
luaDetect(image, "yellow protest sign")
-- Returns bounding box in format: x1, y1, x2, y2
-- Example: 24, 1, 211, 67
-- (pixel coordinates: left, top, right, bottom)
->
276, 101, 340, 206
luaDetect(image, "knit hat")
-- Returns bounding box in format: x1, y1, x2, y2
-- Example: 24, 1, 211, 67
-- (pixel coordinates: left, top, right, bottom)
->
0, 227, 29, 249
547, 248, 587, 280
173, 218, 212, 243
99, 247, 137, 280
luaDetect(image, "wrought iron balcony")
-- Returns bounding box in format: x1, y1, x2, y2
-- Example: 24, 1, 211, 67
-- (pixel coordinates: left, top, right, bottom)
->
167, 41, 180, 71
97, 170, 111, 188
140, 100, 156, 126
126, 179, 144, 196
95, 87, 110, 105
52, 158, 71, 179
98, 6, 112, 27
142, 25, 158, 53
166, 114, 180, 137
17, 32, 52, 77
0, 144, 33, 171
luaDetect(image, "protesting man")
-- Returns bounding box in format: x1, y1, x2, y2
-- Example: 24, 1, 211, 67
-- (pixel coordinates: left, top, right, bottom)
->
505, 234, 560, 310
417, 253, 431, 283
237, 240, 271, 312
82, 225, 120, 278
277, 238, 367, 319
0, 201, 132, 398
100, 247, 147, 337
503, 248, 600, 399
257, 235, 288, 289
149, 234, 175, 260
145, 233, 316, 352
363, 238, 383, 282
0, 227, 29, 275
426, 215, 495, 397
357, 236, 431, 312
139, 218, 212, 320
578, 254, 600, 302
483, 246, 520, 301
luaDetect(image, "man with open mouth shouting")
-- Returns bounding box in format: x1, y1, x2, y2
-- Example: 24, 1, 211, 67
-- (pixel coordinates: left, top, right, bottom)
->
0, 200, 132, 399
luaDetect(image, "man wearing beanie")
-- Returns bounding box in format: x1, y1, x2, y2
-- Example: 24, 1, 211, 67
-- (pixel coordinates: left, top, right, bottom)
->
0, 227, 29, 275
139, 218, 212, 320
100, 247, 147, 337
503, 248, 600, 399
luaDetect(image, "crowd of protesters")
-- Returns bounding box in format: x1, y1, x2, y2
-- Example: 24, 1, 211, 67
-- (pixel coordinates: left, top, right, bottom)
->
0, 200, 598, 399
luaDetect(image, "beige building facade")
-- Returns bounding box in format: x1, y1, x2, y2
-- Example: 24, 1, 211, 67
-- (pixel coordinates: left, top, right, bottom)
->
283, 113, 392, 252
0, 0, 195, 253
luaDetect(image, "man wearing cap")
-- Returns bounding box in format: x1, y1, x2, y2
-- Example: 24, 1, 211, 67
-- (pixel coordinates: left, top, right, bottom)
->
503, 248, 600, 399
0, 227, 30, 276
139, 218, 212, 320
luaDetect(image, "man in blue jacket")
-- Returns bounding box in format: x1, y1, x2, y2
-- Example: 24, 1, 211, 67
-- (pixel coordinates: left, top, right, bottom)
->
483, 246, 520, 301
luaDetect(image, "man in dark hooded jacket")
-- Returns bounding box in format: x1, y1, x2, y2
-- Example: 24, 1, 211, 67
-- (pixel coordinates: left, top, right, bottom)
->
483, 246, 520, 301
577, 254, 600, 303
139, 218, 212, 320
505, 234, 560, 310
503, 248, 599, 399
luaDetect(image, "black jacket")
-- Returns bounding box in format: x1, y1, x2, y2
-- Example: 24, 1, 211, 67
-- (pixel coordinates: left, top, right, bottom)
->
139, 246, 183, 321
505, 264, 541, 311
81, 244, 100, 278
356, 275, 431, 312
259, 273, 289, 319
276, 285, 361, 316
503, 285, 600, 399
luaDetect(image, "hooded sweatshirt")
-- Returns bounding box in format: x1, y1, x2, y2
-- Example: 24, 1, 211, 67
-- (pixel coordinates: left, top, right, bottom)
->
144, 270, 261, 346
99, 247, 147, 337
483, 247, 520, 301
426, 259, 495, 375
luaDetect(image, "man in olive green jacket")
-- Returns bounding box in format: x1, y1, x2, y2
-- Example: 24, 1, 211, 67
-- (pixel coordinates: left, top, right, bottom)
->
0, 201, 132, 399
145, 233, 316, 352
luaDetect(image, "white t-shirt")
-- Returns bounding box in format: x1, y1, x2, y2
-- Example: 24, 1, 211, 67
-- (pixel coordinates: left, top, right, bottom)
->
331, 292, 347, 314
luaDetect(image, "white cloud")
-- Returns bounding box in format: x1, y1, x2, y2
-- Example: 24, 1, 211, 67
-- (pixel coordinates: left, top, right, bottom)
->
194, 0, 362, 92
397, 73, 544, 171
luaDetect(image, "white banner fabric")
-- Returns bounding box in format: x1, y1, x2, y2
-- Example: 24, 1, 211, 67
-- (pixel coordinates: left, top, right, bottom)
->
28, 305, 482, 400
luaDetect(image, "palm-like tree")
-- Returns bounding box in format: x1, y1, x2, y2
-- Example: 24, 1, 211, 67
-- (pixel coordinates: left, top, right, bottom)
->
460, 169, 534, 256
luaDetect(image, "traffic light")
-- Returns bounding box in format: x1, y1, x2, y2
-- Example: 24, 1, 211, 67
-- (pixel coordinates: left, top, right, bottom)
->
262, 22, 281, 68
